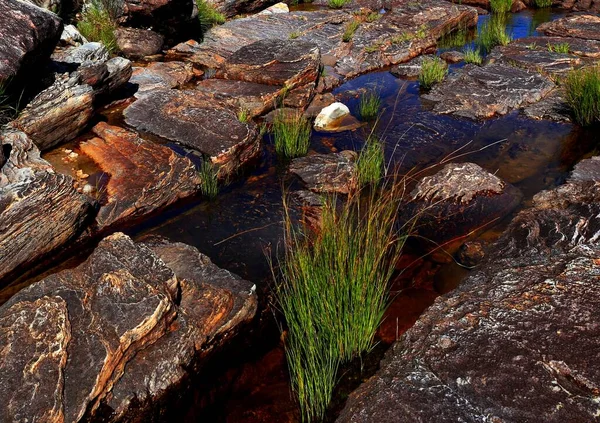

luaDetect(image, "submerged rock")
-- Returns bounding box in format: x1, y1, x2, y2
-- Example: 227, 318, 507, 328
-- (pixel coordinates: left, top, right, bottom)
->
537, 14, 600, 41
290, 151, 358, 194
0, 232, 257, 422
338, 156, 600, 423
0, 129, 92, 283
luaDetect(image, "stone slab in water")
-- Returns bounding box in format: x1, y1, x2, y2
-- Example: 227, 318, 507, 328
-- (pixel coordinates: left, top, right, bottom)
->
0, 232, 257, 422
130, 61, 195, 96
537, 14, 600, 41
289, 150, 358, 194
422, 63, 555, 119
337, 156, 600, 423
80, 122, 201, 232
0, 129, 92, 283
123, 88, 261, 175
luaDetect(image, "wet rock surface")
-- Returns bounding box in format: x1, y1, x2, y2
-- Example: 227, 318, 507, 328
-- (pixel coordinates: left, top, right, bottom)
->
537, 14, 600, 41
80, 122, 201, 232
403, 162, 522, 248
130, 61, 195, 96
195, 79, 282, 117
338, 156, 600, 423
390, 54, 435, 78
0, 129, 92, 283
0, 0, 63, 85
290, 151, 358, 194
0, 232, 257, 423
171, 0, 477, 86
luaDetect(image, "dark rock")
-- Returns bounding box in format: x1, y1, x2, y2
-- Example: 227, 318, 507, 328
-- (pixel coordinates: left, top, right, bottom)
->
0, 0, 63, 86
423, 63, 555, 119
52, 41, 110, 65
171, 0, 477, 87
121, 0, 197, 41
554, 0, 600, 11
79, 122, 201, 231
305, 93, 336, 118
537, 14, 600, 40
24, 0, 62, 12
130, 61, 195, 96
208, 0, 278, 17
123, 89, 261, 176
289, 151, 358, 194
115, 27, 164, 59
0, 129, 92, 283
195, 79, 282, 117
338, 156, 600, 423
102, 56, 133, 95
440, 50, 464, 63
512, 36, 600, 59
403, 162, 522, 249
390, 54, 436, 78
455, 240, 486, 267
522, 89, 571, 122
0, 232, 257, 422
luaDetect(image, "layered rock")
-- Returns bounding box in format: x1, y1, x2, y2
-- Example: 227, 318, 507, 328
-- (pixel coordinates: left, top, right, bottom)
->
115, 27, 164, 59
121, 0, 197, 40
537, 14, 600, 41
290, 151, 358, 194
130, 61, 195, 96
0, 0, 63, 86
79, 122, 201, 231
0, 232, 257, 422
208, 0, 278, 17
170, 0, 477, 87
0, 129, 92, 283
337, 156, 600, 423
124, 89, 261, 175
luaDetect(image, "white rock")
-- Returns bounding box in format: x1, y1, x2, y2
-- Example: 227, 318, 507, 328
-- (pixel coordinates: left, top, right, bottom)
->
259, 2, 289, 14
314, 102, 350, 130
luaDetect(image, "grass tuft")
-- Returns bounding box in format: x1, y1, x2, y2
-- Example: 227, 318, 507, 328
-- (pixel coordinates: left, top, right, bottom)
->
290, 31, 301, 39
197, 0, 226, 33
476, 15, 512, 54
463, 46, 483, 65
535, 0, 552, 7
564, 66, 600, 126
547, 42, 570, 53
366, 11, 381, 22
328, 0, 349, 8
77, 1, 118, 53
489, 0, 512, 13
342, 19, 361, 42
357, 136, 385, 186
199, 159, 219, 198
418, 57, 448, 90
237, 108, 250, 123
358, 90, 381, 121
273, 110, 312, 158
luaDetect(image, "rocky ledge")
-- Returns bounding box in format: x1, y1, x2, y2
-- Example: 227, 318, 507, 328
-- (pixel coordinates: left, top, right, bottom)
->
0, 232, 257, 422
337, 156, 600, 423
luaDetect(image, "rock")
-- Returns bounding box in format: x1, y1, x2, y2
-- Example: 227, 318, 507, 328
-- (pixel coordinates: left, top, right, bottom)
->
455, 240, 486, 267
554, 0, 600, 11
314, 102, 351, 130
289, 151, 358, 194
422, 63, 555, 120
52, 42, 110, 65
123, 89, 261, 176
510, 0, 527, 11
171, 0, 478, 87
390, 54, 436, 78
522, 89, 571, 122
208, 0, 278, 17
537, 14, 600, 40
79, 122, 201, 231
440, 50, 464, 63
258, 2, 289, 14
402, 162, 522, 249
24, 0, 62, 12
305, 93, 336, 118
102, 56, 133, 95
121, 0, 197, 41
115, 27, 164, 59
130, 61, 195, 96
0, 232, 257, 422
0, 0, 63, 86
0, 129, 92, 283
60, 24, 88, 47
338, 156, 600, 423
10, 73, 95, 151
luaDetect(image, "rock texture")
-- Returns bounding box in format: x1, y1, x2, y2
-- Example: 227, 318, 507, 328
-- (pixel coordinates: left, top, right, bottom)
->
537, 14, 600, 41
0, 0, 63, 86
115, 27, 164, 59
0, 129, 92, 283
338, 156, 600, 423
79, 122, 201, 231
124, 89, 260, 175
0, 233, 257, 422
170, 0, 478, 87
130, 61, 195, 96
208, 0, 278, 17
290, 151, 358, 194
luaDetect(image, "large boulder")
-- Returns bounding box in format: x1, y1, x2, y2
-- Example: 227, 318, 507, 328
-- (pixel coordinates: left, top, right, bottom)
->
0, 129, 92, 283
0, 232, 257, 422
337, 156, 600, 423
115, 27, 164, 59
0, 0, 63, 86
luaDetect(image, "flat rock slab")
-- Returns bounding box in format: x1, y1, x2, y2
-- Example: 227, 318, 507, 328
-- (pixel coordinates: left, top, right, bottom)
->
422, 63, 555, 119
130, 61, 195, 96
509, 35, 600, 59
123, 89, 261, 175
0, 0, 62, 85
289, 150, 358, 194
0, 129, 92, 283
0, 232, 257, 422
338, 156, 600, 423
537, 14, 600, 41
170, 0, 477, 85
80, 122, 201, 231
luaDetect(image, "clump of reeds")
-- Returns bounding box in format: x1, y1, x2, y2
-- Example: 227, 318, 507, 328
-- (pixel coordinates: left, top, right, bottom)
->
197, 0, 226, 33
357, 136, 385, 185
476, 15, 512, 54
547, 42, 570, 53
273, 110, 312, 158
489, 0, 512, 13
77, 0, 118, 53
328, 0, 349, 8
463, 46, 483, 65
358, 90, 381, 121
199, 159, 219, 198
418, 57, 448, 90
342, 19, 361, 42
564, 66, 600, 126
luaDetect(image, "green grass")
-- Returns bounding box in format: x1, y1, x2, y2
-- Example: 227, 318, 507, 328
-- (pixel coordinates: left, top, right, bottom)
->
273, 110, 312, 158
564, 66, 600, 126
547, 42, 570, 53
199, 159, 219, 198
415, 24, 428, 39
274, 181, 405, 422
357, 137, 384, 185
328, 0, 349, 8
77, 1, 118, 53
197, 0, 226, 33
476, 16, 512, 54
489, 0, 512, 13
438, 28, 469, 49
237, 108, 250, 123
290, 31, 301, 39
535, 0, 552, 7
366, 11, 381, 22
342, 19, 361, 42
463, 46, 483, 65
391, 32, 412, 44
418, 57, 448, 90
358, 90, 381, 121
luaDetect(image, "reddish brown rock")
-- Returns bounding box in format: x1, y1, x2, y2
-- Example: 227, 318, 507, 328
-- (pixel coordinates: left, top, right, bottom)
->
290, 151, 358, 194
195, 79, 282, 117
130, 61, 195, 96
537, 14, 600, 41
115, 27, 164, 59
79, 122, 201, 231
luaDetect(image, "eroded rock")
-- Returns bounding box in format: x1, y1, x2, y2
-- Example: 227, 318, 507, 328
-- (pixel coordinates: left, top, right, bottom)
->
195, 79, 282, 117
537, 14, 600, 41
290, 151, 358, 194
130, 61, 195, 96
115, 27, 164, 59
